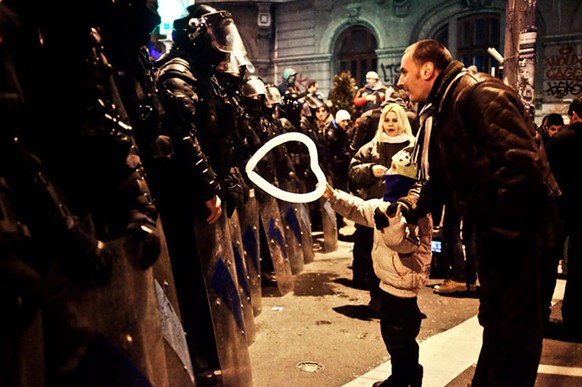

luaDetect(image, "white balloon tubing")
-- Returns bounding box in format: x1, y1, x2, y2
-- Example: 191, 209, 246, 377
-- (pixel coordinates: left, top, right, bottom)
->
245, 132, 327, 203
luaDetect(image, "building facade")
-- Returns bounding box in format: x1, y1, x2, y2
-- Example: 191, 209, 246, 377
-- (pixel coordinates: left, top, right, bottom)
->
205, 0, 582, 121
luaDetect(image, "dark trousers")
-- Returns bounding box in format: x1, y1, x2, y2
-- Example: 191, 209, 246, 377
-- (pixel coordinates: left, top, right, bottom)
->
562, 225, 582, 327
352, 225, 381, 298
462, 217, 479, 285
472, 201, 556, 387
380, 291, 422, 385
541, 208, 566, 323
352, 224, 372, 283
442, 205, 466, 281
442, 205, 478, 285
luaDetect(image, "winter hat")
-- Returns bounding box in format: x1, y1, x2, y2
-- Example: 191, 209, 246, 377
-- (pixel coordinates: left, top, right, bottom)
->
390, 146, 416, 179
335, 109, 351, 123
283, 68, 297, 83
366, 71, 379, 80
383, 146, 417, 202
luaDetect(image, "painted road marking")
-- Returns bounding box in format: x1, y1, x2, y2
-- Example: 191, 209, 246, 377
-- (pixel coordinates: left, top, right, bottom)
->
343, 279, 567, 387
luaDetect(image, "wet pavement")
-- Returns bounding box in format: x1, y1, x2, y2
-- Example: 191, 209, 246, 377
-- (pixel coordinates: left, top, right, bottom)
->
248, 223, 582, 387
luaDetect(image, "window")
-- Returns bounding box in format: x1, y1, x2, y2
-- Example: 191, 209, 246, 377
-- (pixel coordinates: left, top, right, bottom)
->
457, 14, 501, 73
335, 26, 378, 87
434, 24, 449, 47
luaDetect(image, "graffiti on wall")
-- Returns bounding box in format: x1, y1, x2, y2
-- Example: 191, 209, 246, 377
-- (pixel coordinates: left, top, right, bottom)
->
543, 44, 582, 101
379, 62, 402, 87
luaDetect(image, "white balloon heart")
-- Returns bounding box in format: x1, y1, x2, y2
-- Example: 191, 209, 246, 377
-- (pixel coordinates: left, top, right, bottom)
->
245, 132, 327, 203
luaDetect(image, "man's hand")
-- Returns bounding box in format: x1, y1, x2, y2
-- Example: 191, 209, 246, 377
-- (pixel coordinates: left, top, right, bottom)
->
371, 164, 388, 178
205, 195, 222, 224
386, 202, 408, 217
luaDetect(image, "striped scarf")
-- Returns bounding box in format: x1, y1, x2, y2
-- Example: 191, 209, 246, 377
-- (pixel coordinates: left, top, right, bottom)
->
412, 64, 467, 183
412, 103, 434, 183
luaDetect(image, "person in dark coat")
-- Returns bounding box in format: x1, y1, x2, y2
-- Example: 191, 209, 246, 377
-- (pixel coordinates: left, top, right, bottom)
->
326, 109, 353, 193
545, 97, 582, 341
537, 113, 565, 144
389, 39, 560, 387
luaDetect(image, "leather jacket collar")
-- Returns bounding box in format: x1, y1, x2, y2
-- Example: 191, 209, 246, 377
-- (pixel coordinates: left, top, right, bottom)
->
427, 60, 465, 106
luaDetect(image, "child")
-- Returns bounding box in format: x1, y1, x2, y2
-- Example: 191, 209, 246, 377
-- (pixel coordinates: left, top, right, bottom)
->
322, 146, 431, 387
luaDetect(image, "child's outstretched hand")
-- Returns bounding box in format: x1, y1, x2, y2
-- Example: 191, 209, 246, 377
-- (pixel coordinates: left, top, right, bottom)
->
322, 183, 334, 200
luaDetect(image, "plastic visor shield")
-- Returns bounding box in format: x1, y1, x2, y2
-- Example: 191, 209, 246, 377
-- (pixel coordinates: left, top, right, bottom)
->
265, 85, 282, 106
205, 12, 254, 74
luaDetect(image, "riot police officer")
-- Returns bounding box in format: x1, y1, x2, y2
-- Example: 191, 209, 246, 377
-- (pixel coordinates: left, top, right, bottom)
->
2, 1, 164, 385
154, 4, 254, 385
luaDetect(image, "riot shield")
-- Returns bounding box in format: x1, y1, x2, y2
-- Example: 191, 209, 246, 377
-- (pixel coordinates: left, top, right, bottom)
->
280, 179, 314, 265
278, 199, 305, 274
297, 202, 315, 264
43, 236, 169, 387
7, 308, 45, 387
152, 219, 196, 387
258, 195, 294, 296
194, 214, 253, 387
228, 209, 256, 345
320, 197, 338, 253
237, 191, 262, 317
0, 255, 45, 387
103, 237, 170, 386
154, 280, 196, 386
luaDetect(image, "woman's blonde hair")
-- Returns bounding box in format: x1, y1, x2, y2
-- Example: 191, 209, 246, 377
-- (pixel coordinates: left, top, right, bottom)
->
374, 103, 414, 143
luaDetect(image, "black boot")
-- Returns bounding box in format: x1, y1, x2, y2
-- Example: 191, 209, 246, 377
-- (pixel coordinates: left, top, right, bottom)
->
373, 364, 423, 387
411, 364, 423, 387
372, 375, 403, 387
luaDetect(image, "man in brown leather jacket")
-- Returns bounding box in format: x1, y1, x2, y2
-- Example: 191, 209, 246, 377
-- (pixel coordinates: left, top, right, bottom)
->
389, 39, 560, 387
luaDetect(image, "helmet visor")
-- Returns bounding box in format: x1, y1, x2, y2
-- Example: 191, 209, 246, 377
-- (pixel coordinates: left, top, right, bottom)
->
242, 77, 268, 99
205, 11, 254, 73
265, 85, 282, 107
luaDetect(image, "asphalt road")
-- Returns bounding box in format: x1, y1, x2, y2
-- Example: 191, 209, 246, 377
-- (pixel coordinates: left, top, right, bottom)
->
247, 222, 582, 387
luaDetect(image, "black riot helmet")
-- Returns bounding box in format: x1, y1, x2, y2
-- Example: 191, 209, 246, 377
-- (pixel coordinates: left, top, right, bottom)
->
172, 4, 254, 76
241, 76, 268, 114
265, 83, 282, 107
301, 94, 325, 119
242, 76, 268, 99
278, 91, 303, 125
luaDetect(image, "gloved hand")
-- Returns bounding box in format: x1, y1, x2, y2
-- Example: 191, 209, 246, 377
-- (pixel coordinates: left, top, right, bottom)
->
374, 207, 390, 230
222, 171, 247, 217
64, 222, 114, 289
387, 201, 423, 225
386, 202, 408, 217
127, 218, 161, 270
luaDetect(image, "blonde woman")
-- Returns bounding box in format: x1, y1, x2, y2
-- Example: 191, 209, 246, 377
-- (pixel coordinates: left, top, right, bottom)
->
350, 103, 415, 200
347, 102, 416, 313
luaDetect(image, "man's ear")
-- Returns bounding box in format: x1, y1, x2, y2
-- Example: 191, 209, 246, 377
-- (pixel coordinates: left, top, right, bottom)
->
421, 62, 435, 81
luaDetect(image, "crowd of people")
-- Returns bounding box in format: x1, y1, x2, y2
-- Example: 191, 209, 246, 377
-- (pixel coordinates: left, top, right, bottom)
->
1, 1, 579, 386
